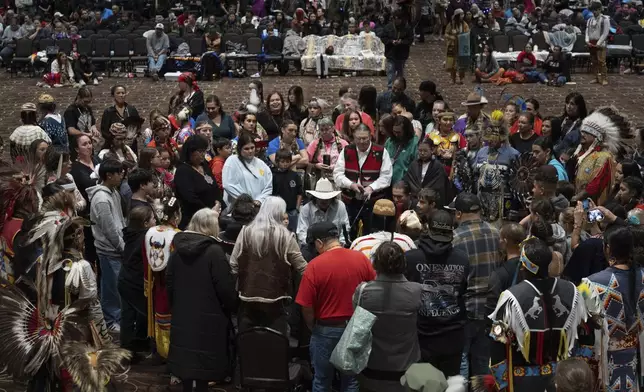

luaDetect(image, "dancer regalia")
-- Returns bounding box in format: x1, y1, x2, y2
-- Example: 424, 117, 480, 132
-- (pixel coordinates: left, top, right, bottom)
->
471, 110, 520, 225
570, 106, 635, 204
0, 177, 130, 392
144, 196, 181, 358
478, 238, 588, 392
578, 267, 644, 391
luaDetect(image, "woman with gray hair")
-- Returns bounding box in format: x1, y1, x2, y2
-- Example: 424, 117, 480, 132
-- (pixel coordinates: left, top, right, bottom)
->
305, 117, 349, 188
230, 196, 307, 334
166, 207, 238, 392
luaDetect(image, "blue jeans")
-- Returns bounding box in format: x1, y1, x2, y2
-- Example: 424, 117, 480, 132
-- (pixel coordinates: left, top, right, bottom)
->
287, 209, 299, 233
148, 54, 167, 73
537, 73, 567, 85
99, 254, 122, 327
386, 59, 406, 89
310, 325, 359, 392
460, 319, 491, 379
523, 70, 541, 83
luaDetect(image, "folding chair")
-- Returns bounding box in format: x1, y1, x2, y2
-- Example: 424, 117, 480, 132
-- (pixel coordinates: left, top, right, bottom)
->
111, 38, 131, 72
92, 38, 112, 76
189, 37, 204, 56
76, 38, 93, 57
492, 34, 510, 52
10, 38, 34, 77
511, 34, 530, 51
238, 327, 304, 392
56, 38, 73, 54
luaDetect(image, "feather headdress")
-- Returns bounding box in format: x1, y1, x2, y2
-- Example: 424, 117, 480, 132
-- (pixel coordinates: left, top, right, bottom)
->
577, 106, 635, 160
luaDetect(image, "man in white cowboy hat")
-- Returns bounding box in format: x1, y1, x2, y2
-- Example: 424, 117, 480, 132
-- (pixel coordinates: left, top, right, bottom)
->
453, 90, 490, 136
297, 178, 351, 246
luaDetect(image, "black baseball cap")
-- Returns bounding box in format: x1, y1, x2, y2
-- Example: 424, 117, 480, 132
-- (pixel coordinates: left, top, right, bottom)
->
428, 210, 454, 243
447, 192, 481, 213
308, 221, 339, 242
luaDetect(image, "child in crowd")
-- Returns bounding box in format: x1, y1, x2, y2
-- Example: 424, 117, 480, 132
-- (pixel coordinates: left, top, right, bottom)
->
272, 149, 303, 233
211, 138, 232, 190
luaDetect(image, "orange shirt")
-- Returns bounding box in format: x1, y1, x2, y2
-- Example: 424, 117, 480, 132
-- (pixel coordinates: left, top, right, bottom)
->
210, 156, 226, 190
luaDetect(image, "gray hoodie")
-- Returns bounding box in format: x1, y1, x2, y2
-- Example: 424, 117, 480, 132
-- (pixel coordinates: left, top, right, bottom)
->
87, 184, 126, 257
550, 194, 570, 215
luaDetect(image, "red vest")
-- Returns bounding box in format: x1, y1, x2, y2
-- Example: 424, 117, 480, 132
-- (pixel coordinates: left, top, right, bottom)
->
341, 144, 385, 202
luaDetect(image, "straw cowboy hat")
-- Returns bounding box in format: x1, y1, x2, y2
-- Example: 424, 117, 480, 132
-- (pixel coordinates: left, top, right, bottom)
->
306, 178, 341, 199
461, 91, 489, 106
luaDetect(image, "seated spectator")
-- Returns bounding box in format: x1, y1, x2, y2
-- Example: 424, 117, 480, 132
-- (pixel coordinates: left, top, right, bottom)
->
51, 21, 69, 39
538, 45, 569, 86
147, 24, 170, 82
517, 43, 540, 82
40, 52, 76, 88
0, 17, 23, 65
19, 15, 37, 37
305, 12, 323, 35
74, 54, 99, 86
360, 20, 376, 37
274, 12, 289, 34
475, 45, 504, 83
486, 12, 501, 31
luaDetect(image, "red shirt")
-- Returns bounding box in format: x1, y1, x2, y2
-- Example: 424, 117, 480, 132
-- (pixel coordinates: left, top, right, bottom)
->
296, 248, 376, 320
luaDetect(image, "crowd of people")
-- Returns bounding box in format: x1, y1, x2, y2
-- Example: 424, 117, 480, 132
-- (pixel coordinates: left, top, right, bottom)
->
1, 0, 644, 391
2, 0, 641, 86
1, 68, 644, 392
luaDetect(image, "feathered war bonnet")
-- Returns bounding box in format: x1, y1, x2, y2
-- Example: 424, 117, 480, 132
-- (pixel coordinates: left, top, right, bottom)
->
482, 110, 508, 143
578, 106, 635, 160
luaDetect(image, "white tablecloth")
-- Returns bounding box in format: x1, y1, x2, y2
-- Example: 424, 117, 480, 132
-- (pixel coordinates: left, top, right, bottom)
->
489, 45, 633, 62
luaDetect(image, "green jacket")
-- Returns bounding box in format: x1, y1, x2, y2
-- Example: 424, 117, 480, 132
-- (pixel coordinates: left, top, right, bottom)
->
385, 135, 418, 184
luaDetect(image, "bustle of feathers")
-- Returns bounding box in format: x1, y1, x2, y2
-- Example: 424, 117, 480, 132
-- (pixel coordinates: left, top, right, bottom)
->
0, 280, 91, 378
0, 158, 45, 231
62, 342, 132, 392
446, 375, 467, 392
470, 374, 498, 392
582, 106, 636, 160
25, 211, 85, 313
507, 152, 538, 207
454, 149, 473, 193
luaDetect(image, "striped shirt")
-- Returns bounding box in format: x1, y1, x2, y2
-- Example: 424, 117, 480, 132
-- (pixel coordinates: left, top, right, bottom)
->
453, 219, 501, 320
350, 231, 417, 260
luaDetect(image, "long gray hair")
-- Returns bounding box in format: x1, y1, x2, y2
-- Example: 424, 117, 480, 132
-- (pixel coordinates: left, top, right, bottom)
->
243, 196, 291, 258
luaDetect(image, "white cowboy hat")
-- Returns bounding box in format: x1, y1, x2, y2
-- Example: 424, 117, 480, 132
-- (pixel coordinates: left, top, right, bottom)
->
306, 178, 341, 200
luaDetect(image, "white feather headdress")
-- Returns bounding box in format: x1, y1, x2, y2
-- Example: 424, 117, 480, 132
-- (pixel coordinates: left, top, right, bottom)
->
578, 106, 635, 159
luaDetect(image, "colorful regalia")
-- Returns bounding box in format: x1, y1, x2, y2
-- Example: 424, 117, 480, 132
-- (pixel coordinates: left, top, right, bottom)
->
0, 161, 44, 284
0, 195, 130, 392
571, 107, 635, 205
486, 246, 588, 392
427, 116, 467, 178
472, 110, 520, 225
579, 267, 644, 392
144, 224, 180, 358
